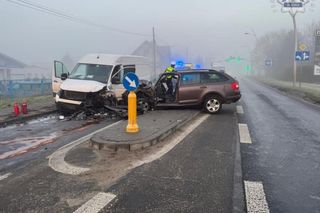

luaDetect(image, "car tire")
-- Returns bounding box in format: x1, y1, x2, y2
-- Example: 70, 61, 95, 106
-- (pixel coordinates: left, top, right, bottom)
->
138, 98, 150, 114
203, 96, 222, 114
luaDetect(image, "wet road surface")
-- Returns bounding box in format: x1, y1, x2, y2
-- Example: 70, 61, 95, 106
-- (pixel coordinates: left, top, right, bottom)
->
99, 105, 238, 213
0, 106, 240, 212
239, 78, 320, 212
0, 114, 119, 177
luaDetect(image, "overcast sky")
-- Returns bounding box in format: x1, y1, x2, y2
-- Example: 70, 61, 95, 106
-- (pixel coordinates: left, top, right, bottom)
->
0, 0, 319, 67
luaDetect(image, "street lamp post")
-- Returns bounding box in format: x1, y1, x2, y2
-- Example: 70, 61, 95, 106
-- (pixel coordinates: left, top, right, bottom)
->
244, 29, 258, 76
276, 0, 310, 87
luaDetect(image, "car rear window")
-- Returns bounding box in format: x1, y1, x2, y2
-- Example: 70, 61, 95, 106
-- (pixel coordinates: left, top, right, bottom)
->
200, 73, 228, 83
181, 73, 200, 85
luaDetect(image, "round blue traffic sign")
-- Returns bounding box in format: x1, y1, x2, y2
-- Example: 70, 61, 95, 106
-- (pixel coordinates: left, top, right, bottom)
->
123, 72, 140, 91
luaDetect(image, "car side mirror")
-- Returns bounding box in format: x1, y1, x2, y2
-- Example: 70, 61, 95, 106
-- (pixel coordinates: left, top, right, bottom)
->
61, 73, 68, 80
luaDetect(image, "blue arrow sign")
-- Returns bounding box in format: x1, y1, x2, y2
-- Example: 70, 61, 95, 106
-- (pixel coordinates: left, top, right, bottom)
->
295, 51, 310, 61
265, 59, 272, 67
123, 72, 139, 91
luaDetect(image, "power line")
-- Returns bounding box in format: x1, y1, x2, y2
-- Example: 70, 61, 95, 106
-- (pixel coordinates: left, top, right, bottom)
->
4, 0, 151, 37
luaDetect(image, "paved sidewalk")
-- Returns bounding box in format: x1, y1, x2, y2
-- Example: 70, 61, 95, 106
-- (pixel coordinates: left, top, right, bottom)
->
0, 97, 56, 126
90, 109, 199, 151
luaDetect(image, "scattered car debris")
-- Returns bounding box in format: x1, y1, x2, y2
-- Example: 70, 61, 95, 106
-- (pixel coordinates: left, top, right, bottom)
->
57, 80, 156, 121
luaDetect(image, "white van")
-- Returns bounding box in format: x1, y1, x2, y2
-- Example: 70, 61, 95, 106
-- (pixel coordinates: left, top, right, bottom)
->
52, 54, 153, 111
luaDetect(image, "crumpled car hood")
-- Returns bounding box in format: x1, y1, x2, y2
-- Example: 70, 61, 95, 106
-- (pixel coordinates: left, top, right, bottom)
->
60, 79, 106, 93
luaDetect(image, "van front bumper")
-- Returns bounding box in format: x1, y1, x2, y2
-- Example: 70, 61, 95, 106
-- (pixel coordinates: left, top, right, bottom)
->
55, 94, 83, 106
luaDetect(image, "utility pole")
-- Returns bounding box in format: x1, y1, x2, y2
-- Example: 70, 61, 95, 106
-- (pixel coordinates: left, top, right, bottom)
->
152, 27, 156, 79
292, 13, 298, 87
276, 0, 310, 87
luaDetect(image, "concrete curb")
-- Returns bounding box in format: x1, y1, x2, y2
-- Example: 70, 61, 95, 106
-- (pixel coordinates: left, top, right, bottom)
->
90, 111, 200, 151
0, 109, 57, 128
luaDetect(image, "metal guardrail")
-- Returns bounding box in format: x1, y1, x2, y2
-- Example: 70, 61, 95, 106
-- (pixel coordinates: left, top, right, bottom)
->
0, 79, 52, 101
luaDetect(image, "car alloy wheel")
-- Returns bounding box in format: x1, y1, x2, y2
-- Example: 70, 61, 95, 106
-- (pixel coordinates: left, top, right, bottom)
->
205, 97, 221, 113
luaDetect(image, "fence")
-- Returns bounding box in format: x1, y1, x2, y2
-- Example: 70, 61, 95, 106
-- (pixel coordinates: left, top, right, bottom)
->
0, 79, 52, 103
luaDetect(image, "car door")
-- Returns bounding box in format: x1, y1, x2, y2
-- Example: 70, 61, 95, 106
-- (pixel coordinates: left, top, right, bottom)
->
200, 72, 229, 96
178, 73, 203, 104
52, 60, 69, 96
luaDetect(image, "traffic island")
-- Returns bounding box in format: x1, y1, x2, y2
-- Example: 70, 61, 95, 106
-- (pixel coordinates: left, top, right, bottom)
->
90, 109, 200, 151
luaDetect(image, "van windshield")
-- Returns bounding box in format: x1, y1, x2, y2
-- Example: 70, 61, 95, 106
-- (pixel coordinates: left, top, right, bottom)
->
69, 63, 113, 83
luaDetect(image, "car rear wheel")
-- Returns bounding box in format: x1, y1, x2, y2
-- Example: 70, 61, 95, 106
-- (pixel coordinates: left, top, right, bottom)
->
203, 96, 222, 114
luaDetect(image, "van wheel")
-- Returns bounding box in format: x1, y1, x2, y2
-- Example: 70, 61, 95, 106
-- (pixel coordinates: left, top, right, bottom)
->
138, 98, 150, 113
203, 96, 222, 114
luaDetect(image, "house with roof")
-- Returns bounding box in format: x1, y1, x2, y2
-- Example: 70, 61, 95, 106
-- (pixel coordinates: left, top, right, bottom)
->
132, 41, 172, 75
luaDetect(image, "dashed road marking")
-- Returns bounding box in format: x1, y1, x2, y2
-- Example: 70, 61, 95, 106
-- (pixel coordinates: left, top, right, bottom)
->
0, 173, 12, 181
237, 105, 244, 114
244, 181, 270, 213
73, 192, 116, 213
239, 123, 252, 144
48, 121, 122, 175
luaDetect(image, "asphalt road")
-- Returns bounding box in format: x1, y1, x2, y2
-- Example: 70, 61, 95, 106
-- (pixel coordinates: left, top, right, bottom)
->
101, 105, 239, 213
239, 78, 320, 213
0, 116, 119, 212
0, 114, 119, 171
0, 105, 240, 213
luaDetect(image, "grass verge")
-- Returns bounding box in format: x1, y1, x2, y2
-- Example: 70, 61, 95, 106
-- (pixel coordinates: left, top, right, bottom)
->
254, 77, 320, 104
0, 95, 53, 110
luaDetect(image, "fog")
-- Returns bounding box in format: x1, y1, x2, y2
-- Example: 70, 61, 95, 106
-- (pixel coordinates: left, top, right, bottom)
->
0, 0, 319, 68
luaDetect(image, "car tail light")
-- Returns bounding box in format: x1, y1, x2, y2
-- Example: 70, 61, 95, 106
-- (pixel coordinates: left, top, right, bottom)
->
231, 82, 239, 90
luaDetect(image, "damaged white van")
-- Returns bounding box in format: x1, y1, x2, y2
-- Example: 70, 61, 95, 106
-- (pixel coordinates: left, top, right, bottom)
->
52, 54, 153, 111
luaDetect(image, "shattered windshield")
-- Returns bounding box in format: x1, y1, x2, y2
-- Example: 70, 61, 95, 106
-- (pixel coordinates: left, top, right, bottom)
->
69, 63, 113, 83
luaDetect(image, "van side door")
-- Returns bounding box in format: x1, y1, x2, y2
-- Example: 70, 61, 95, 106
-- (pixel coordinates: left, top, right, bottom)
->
52, 60, 69, 96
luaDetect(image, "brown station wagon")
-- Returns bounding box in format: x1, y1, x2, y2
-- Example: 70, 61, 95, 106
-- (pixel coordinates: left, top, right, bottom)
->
154, 69, 241, 113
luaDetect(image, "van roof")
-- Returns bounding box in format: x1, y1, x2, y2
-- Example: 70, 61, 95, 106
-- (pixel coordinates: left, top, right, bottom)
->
78, 54, 149, 65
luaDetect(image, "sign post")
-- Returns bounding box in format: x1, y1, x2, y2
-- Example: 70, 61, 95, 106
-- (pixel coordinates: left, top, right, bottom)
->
123, 72, 140, 133
295, 50, 310, 87
314, 29, 320, 76
276, 0, 310, 87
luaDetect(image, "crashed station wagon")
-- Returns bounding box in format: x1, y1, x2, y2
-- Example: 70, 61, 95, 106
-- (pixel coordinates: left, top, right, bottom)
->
52, 54, 153, 112
154, 69, 241, 113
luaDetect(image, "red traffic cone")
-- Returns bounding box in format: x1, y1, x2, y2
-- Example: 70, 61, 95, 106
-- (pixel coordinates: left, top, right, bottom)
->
21, 100, 28, 115
13, 102, 20, 116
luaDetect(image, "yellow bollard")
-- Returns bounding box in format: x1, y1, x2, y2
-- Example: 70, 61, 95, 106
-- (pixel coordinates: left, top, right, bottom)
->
126, 91, 139, 133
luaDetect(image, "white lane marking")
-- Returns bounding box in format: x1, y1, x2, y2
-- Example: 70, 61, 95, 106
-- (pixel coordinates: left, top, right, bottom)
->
48, 121, 122, 175
239, 123, 252, 144
244, 181, 270, 213
0, 173, 12, 181
73, 192, 116, 213
130, 114, 210, 168
236, 105, 244, 114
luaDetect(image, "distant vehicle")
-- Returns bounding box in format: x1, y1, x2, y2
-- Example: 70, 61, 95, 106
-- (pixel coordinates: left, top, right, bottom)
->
211, 65, 226, 73
52, 54, 153, 111
154, 69, 241, 113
